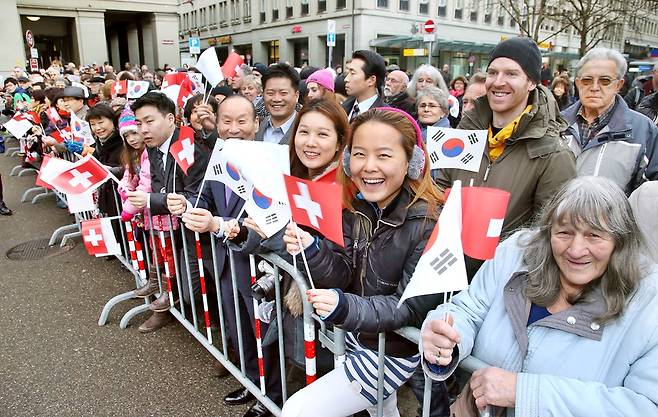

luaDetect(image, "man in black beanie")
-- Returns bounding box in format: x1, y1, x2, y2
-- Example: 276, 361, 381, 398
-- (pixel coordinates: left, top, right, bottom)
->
433, 36, 576, 279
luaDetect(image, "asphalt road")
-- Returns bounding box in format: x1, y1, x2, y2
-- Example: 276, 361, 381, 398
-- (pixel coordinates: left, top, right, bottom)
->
0, 149, 248, 417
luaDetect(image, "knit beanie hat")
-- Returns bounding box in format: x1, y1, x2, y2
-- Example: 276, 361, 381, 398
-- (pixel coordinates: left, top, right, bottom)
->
119, 106, 138, 137
306, 69, 335, 92
488, 37, 542, 83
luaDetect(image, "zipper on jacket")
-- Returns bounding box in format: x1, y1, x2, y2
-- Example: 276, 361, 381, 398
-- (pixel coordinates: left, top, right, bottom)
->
483, 161, 492, 182
593, 142, 608, 176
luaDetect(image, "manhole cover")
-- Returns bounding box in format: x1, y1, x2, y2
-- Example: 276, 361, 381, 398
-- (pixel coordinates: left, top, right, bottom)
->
5, 238, 75, 261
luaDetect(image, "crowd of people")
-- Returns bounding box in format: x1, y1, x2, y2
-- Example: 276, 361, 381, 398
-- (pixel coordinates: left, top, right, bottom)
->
1, 36, 658, 417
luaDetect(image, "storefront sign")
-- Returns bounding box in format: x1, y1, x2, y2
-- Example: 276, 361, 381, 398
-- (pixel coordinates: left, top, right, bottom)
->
292, 25, 302, 33
403, 48, 428, 57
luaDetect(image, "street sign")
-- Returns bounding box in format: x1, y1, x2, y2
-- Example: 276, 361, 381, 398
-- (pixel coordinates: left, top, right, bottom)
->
424, 19, 435, 34
25, 30, 34, 48
327, 19, 336, 47
188, 37, 201, 54
403, 48, 428, 57
423, 34, 436, 42
162, 39, 174, 45
29, 58, 38, 71
30, 48, 39, 58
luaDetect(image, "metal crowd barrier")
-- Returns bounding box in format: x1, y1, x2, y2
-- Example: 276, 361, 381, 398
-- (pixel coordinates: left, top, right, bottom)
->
5, 145, 487, 416
94, 207, 487, 417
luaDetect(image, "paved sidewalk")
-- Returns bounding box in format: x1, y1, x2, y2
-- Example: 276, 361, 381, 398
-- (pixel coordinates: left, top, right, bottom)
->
0, 151, 247, 417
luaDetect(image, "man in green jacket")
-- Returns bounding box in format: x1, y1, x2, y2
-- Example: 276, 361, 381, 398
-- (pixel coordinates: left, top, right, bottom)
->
434, 37, 576, 279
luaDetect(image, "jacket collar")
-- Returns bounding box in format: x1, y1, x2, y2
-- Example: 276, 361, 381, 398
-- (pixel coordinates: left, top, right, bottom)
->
353, 180, 425, 228
504, 271, 606, 358
465, 85, 567, 159
562, 94, 632, 135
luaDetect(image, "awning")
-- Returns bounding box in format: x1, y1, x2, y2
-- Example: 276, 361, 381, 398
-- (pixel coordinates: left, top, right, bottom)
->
369, 36, 497, 54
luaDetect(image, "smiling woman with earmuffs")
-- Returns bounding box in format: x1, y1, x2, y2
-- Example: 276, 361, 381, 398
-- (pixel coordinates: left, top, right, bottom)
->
280, 108, 444, 417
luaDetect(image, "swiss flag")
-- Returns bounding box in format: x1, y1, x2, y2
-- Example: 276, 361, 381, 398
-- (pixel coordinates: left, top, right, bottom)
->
112, 80, 128, 97
460, 187, 510, 260
177, 78, 195, 107
169, 126, 195, 175
45, 107, 62, 125
36, 155, 54, 189
445, 186, 511, 260
81, 218, 121, 257
162, 72, 187, 88
315, 166, 338, 184
49, 155, 111, 195
14, 110, 40, 124
284, 175, 344, 247
222, 52, 244, 79
50, 126, 71, 143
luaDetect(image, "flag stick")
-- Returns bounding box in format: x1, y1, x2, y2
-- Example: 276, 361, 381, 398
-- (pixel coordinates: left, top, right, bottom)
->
222, 204, 246, 243
193, 177, 208, 209
202, 80, 211, 105
294, 222, 316, 289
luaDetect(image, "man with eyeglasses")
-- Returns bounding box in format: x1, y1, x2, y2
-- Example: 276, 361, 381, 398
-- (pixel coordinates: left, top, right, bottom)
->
383, 70, 416, 117
562, 47, 658, 194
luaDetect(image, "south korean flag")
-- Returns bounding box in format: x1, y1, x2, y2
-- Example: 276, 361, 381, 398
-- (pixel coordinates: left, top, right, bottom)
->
426, 127, 487, 173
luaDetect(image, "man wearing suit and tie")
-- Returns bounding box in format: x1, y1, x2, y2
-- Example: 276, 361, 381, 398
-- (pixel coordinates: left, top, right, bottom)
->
341, 50, 388, 122
254, 63, 300, 145
168, 95, 281, 417
127, 92, 211, 331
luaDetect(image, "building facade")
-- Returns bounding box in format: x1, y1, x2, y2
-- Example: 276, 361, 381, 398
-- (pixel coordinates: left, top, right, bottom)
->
1, 0, 180, 75
179, 0, 658, 78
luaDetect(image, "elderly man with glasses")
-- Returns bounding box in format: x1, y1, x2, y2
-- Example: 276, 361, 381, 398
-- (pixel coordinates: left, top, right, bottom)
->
562, 47, 658, 194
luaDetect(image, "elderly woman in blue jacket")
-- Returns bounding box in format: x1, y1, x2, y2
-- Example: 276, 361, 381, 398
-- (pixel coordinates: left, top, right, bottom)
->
420, 175, 658, 416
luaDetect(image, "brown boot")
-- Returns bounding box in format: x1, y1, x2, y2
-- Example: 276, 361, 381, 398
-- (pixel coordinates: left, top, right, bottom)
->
149, 291, 175, 312
212, 360, 230, 378
138, 312, 172, 333
134, 265, 160, 298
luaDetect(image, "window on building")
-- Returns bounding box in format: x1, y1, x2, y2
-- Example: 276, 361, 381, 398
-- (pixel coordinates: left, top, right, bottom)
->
497, 14, 505, 26
244, 0, 251, 18
268, 40, 280, 64
319, 0, 327, 13
337, 0, 346, 9
272, 0, 279, 20
454, 0, 464, 19
399, 0, 409, 11
419, 0, 429, 14
286, 0, 293, 17
377, 0, 389, 8
301, 0, 309, 15
437, 0, 447, 17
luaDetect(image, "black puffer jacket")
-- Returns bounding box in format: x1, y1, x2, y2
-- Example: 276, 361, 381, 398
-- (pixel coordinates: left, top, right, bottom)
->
306, 182, 441, 357
93, 129, 124, 216
637, 91, 658, 123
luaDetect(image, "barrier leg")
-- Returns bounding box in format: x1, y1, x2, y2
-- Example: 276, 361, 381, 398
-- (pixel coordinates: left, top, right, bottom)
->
61, 231, 81, 247
194, 231, 212, 343
119, 304, 151, 329
98, 291, 139, 326
10, 165, 22, 176
18, 168, 37, 177
250, 255, 266, 394
32, 190, 54, 204
21, 186, 45, 203
49, 223, 78, 246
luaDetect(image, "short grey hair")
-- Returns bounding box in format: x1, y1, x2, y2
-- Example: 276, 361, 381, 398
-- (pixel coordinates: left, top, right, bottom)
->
576, 48, 627, 80
241, 74, 263, 93
415, 86, 449, 114
407, 64, 449, 97
521, 176, 646, 324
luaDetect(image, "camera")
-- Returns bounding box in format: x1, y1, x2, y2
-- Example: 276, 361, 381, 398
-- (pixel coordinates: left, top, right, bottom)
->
251, 273, 280, 302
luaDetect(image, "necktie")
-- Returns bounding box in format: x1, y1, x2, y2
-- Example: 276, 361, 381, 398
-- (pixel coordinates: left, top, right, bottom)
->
350, 102, 360, 123
153, 149, 165, 176
225, 186, 232, 207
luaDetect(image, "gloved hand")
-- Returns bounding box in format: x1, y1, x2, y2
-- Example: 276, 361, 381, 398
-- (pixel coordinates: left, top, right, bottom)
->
121, 210, 135, 222
64, 140, 83, 154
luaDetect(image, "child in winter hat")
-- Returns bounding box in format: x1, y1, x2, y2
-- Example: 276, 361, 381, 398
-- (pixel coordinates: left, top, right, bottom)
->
118, 106, 139, 139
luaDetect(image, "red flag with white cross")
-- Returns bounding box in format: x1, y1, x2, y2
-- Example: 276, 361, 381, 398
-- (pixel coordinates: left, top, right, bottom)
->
169, 126, 195, 175
81, 218, 122, 257
283, 174, 344, 247
177, 78, 195, 107
112, 80, 128, 98
49, 155, 111, 195
45, 107, 62, 125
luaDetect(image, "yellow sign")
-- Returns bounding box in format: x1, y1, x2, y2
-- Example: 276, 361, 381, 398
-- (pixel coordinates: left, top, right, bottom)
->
403, 48, 428, 57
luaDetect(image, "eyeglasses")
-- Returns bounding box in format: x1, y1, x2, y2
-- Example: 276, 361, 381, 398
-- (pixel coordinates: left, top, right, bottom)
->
385, 78, 402, 84
578, 76, 618, 87
418, 103, 439, 109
